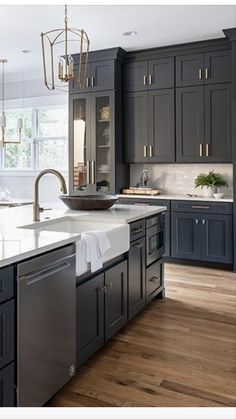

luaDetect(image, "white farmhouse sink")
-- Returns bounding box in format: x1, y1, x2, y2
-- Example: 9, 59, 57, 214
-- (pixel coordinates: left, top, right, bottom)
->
19, 217, 130, 276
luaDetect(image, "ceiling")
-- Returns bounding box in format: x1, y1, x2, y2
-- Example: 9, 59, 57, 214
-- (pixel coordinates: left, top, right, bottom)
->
0, 4, 235, 81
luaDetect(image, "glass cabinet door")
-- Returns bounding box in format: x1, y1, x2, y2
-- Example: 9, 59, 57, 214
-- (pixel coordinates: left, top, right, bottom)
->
94, 95, 113, 193
71, 96, 90, 193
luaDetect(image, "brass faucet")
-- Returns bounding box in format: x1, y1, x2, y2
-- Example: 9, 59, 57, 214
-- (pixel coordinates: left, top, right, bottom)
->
33, 169, 67, 221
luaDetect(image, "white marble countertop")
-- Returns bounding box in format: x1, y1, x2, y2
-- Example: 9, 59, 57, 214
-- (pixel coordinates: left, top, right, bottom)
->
118, 194, 233, 203
0, 198, 33, 206
0, 202, 166, 268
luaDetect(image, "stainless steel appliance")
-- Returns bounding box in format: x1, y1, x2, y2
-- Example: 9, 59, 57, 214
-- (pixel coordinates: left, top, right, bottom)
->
146, 214, 165, 266
17, 244, 76, 407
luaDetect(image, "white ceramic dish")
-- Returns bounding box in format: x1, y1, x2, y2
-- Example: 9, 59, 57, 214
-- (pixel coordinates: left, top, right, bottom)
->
213, 193, 225, 199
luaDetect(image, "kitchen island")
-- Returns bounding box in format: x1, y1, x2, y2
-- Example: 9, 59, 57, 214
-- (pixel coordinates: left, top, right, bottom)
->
0, 202, 166, 407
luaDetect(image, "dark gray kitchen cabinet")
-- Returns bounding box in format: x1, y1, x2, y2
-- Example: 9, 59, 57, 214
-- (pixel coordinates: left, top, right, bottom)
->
201, 214, 233, 264
124, 89, 175, 163
0, 362, 15, 407
148, 89, 175, 162
76, 274, 104, 367
105, 261, 128, 341
124, 61, 148, 92
69, 60, 115, 93
0, 300, 14, 370
171, 212, 201, 260
128, 237, 146, 320
124, 91, 148, 163
204, 83, 231, 162
124, 57, 174, 92
176, 50, 231, 87
176, 84, 231, 162
176, 86, 204, 162
0, 266, 14, 304
176, 53, 204, 87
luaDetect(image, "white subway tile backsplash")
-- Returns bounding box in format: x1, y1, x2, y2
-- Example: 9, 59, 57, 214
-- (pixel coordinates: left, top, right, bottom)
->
130, 164, 233, 198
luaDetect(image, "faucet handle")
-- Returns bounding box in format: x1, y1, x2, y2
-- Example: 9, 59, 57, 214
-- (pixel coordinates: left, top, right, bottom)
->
39, 207, 52, 213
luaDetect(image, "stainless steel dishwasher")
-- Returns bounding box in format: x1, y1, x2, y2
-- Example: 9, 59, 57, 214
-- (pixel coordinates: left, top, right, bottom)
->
17, 244, 76, 407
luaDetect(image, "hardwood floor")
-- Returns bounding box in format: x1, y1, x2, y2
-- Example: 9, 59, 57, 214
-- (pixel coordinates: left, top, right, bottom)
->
47, 263, 236, 407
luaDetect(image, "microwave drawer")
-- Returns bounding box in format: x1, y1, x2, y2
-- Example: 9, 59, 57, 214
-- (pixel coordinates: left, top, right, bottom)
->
146, 260, 163, 303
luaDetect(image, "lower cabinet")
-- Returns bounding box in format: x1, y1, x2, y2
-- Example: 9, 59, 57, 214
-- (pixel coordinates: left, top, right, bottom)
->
128, 237, 146, 320
146, 259, 163, 304
76, 260, 128, 368
0, 362, 15, 407
171, 211, 233, 264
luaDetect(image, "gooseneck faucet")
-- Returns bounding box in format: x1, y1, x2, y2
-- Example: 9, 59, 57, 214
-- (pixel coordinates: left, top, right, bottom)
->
33, 169, 68, 221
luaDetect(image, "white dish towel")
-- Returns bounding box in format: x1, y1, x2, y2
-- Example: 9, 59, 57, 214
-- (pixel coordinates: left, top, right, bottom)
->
76, 230, 111, 275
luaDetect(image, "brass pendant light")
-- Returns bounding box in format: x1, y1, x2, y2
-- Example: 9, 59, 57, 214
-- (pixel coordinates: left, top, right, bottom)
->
41, 5, 90, 91
0, 59, 23, 146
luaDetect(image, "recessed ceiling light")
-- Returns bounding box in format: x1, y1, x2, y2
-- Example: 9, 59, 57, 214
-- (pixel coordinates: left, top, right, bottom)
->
22, 50, 31, 54
122, 31, 137, 37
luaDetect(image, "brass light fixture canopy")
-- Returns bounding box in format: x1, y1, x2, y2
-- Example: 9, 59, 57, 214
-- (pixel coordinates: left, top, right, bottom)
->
41, 4, 90, 91
0, 59, 23, 146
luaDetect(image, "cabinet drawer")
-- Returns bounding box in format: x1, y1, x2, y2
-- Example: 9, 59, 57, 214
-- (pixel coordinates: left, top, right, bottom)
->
146, 259, 163, 303
0, 300, 14, 370
0, 362, 15, 407
129, 219, 145, 242
171, 200, 233, 215
0, 266, 14, 304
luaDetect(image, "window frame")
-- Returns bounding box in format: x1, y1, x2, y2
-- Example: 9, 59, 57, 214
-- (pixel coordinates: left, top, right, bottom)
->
0, 105, 68, 174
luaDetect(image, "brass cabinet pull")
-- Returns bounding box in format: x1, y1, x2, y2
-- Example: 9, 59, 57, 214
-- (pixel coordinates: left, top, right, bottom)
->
144, 145, 148, 157
149, 74, 152, 85
91, 76, 95, 87
149, 145, 153, 157
86, 160, 90, 184
205, 143, 209, 157
199, 143, 203, 157
91, 160, 95, 184
198, 69, 203, 80
86, 77, 89, 88
195, 219, 199, 224
204, 68, 209, 79
133, 242, 144, 249
150, 276, 159, 283
143, 75, 147, 86
100, 286, 107, 293
107, 282, 112, 290
202, 219, 206, 225
192, 205, 210, 210
131, 227, 143, 234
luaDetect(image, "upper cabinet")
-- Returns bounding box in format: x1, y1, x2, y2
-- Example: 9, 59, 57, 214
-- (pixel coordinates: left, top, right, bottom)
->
124, 57, 174, 92
69, 60, 115, 93
176, 50, 231, 87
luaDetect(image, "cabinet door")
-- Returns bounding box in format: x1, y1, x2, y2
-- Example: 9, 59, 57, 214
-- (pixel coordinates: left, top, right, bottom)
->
69, 63, 91, 93
90, 60, 115, 91
176, 86, 204, 162
90, 92, 115, 194
204, 50, 231, 84
124, 91, 148, 163
69, 94, 92, 194
76, 274, 104, 368
105, 261, 128, 341
128, 238, 145, 320
204, 83, 231, 162
176, 54, 204, 87
148, 57, 174, 89
171, 212, 201, 260
0, 300, 14, 370
0, 362, 14, 407
124, 61, 148, 92
201, 214, 233, 264
148, 89, 175, 162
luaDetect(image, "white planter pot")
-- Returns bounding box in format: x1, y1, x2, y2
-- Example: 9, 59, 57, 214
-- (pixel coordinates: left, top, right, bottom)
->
201, 186, 213, 197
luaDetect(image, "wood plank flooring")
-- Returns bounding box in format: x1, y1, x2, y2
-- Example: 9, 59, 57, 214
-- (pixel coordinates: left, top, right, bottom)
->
47, 263, 236, 407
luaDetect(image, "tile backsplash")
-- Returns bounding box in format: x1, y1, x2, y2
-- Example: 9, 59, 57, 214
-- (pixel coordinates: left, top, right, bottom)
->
130, 164, 233, 197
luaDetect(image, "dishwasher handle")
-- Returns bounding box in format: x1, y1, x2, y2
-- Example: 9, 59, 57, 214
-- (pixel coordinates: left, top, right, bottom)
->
20, 260, 71, 286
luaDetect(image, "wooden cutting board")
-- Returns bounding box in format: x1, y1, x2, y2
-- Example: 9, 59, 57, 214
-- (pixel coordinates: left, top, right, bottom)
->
122, 188, 161, 196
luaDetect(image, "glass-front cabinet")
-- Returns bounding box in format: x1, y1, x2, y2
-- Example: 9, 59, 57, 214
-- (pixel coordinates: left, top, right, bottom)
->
69, 92, 114, 195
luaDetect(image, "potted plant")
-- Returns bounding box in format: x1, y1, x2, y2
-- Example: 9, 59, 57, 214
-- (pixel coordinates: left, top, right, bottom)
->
194, 170, 228, 198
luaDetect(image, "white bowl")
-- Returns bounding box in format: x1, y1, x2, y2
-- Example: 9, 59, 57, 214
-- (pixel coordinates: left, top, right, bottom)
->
213, 193, 224, 199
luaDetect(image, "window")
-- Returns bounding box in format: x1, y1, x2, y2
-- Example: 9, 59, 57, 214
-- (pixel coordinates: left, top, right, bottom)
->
0, 106, 68, 172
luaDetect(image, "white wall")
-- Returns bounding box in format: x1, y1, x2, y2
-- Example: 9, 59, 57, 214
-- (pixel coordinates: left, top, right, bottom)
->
130, 163, 233, 198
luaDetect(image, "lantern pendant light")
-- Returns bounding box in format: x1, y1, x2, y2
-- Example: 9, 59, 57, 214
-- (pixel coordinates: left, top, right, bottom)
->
41, 5, 90, 91
0, 59, 23, 146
